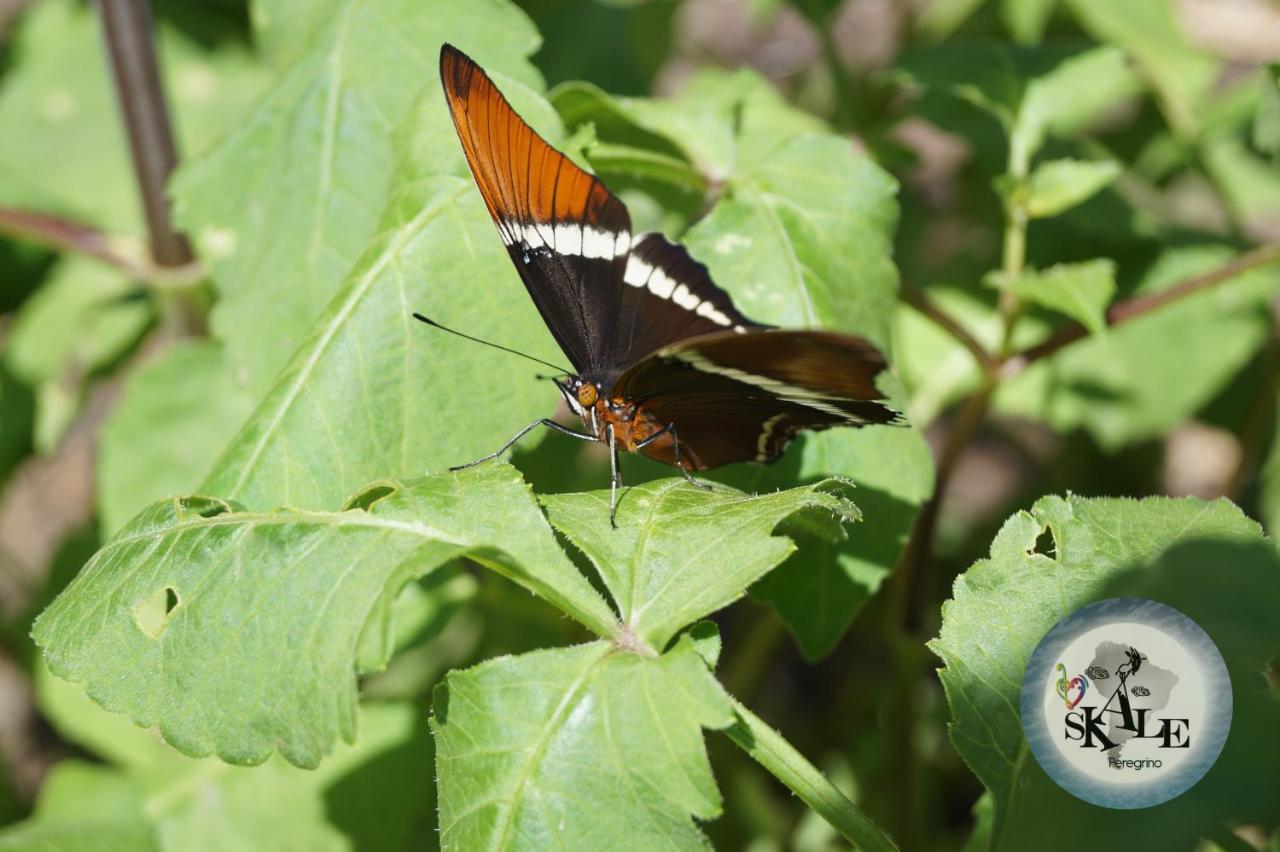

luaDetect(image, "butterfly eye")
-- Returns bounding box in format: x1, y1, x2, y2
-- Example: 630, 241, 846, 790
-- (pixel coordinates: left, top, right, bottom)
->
576, 384, 598, 407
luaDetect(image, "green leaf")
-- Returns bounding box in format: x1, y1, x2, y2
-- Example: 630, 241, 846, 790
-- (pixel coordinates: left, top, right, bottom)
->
1001, 0, 1057, 44
198, 86, 569, 512
1014, 48, 1143, 167
173, 0, 544, 398
433, 636, 733, 849
0, 763, 155, 852
1063, 0, 1218, 137
5, 258, 148, 386
1253, 64, 1280, 157
932, 495, 1280, 848
996, 247, 1278, 450
915, 0, 987, 42
97, 342, 253, 537
33, 464, 615, 767
4, 257, 152, 451
543, 478, 856, 650
0, 0, 268, 234
990, 259, 1116, 335
1021, 158, 1120, 218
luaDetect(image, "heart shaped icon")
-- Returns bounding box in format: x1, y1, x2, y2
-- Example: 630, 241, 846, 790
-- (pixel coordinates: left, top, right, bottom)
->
1066, 676, 1088, 709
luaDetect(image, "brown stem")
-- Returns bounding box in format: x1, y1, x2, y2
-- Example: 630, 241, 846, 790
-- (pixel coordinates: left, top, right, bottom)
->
95, 0, 192, 269
0, 206, 151, 278
901, 286, 999, 376
1004, 242, 1280, 375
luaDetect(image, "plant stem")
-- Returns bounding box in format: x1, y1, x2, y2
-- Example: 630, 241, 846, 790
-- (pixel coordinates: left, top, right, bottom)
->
0, 205, 202, 285
723, 697, 898, 852
1004, 242, 1280, 374
95, 0, 191, 269
900, 286, 999, 376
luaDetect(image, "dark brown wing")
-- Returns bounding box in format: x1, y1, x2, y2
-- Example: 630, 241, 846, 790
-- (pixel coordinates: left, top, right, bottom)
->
608, 232, 769, 368
440, 44, 631, 374
614, 329, 901, 469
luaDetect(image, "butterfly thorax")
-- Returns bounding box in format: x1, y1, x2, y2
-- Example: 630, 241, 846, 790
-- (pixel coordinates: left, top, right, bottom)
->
559, 377, 667, 453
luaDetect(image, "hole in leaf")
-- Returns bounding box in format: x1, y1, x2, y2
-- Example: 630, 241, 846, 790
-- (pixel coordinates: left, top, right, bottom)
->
178, 496, 231, 518
1031, 526, 1056, 559
343, 483, 397, 512
133, 585, 180, 638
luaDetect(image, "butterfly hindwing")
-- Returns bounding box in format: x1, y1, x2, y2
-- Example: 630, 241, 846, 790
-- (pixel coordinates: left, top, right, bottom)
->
440, 45, 631, 374
615, 329, 900, 468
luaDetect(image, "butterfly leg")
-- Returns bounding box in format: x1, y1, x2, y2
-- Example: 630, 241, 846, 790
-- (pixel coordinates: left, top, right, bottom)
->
449, 418, 596, 471
665, 424, 712, 491
607, 423, 621, 529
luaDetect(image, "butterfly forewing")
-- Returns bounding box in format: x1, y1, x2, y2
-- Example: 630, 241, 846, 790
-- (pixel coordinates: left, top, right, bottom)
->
615, 329, 899, 468
440, 45, 631, 374
608, 232, 768, 369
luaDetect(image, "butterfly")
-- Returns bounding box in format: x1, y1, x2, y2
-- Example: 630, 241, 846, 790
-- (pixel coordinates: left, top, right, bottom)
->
429, 45, 901, 525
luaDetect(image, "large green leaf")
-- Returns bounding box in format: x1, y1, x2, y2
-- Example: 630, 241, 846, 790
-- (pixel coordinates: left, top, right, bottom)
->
0, 0, 268, 234
173, 0, 544, 397
932, 495, 1280, 849
198, 84, 569, 511
433, 636, 733, 849
33, 464, 615, 768
996, 247, 1279, 450
97, 341, 253, 536
542, 479, 856, 650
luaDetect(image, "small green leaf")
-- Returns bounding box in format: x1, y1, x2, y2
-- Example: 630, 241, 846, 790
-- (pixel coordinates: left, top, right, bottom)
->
933, 495, 1280, 848
1022, 158, 1120, 218
34, 464, 615, 768
1001, 0, 1057, 44
1202, 137, 1280, 237
990, 259, 1116, 335
543, 478, 857, 649
1253, 63, 1280, 157
97, 342, 253, 536
433, 636, 733, 849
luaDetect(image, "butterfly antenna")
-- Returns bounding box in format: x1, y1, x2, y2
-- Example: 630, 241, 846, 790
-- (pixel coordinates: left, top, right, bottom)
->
411, 313, 571, 375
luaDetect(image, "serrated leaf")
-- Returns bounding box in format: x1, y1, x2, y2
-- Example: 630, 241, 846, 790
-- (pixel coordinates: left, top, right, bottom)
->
198, 86, 569, 512
34, 464, 615, 767
433, 637, 733, 849
991, 259, 1116, 335
542, 479, 856, 649
1021, 159, 1120, 218
97, 342, 253, 536
0, 0, 268, 234
996, 246, 1278, 450
933, 495, 1280, 849
1064, 0, 1217, 137
173, 0, 545, 397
